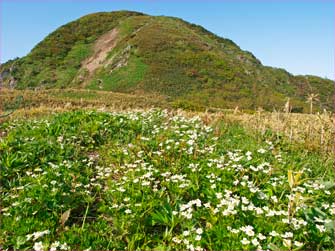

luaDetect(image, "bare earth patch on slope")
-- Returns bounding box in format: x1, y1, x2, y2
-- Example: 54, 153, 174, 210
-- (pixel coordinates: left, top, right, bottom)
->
81, 29, 119, 85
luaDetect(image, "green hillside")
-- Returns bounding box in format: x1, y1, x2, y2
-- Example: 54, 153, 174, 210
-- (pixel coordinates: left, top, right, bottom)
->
0, 11, 332, 112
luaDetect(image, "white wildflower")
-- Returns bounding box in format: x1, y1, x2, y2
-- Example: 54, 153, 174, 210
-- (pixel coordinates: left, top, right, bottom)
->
241, 225, 254, 237
172, 237, 181, 244
316, 224, 326, 232
282, 232, 293, 238
257, 233, 266, 240
60, 243, 69, 250
195, 228, 203, 235
283, 239, 291, 248
269, 230, 279, 237
241, 238, 250, 245
257, 148, 266, 154
195, 235, 201, 241
183, 230, 190, 236
33, 241, 44, 251
294, 241, 303, 247
195, 246, 202, 251
251, 238, 259, 246
50, 241, 60, 251
204, 202, 211, 208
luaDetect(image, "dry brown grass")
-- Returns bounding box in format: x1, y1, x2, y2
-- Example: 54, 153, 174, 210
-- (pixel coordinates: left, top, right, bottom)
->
1, 88, 333, 153
227, 111, 333, 153
0, 88, 168, 111
181, 109, 333, 154
160, 108, 333, 154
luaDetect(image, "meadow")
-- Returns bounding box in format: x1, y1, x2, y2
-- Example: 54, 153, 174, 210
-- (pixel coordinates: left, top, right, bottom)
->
0, 89, 334, 250
1, 88, 333, 153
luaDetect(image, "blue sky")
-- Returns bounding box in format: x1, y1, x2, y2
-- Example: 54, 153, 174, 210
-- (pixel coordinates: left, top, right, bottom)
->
1, 0, 334, 78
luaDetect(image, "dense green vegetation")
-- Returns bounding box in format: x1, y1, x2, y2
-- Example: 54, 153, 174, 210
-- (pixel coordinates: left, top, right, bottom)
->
0, 11, 143, 88
0, 11, 332, 111
0, 110, 333, 250
88, 56, 148, 91
0, 11, 332, 250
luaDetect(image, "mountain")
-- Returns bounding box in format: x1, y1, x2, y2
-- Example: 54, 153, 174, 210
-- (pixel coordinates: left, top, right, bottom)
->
0, 11, 333, 112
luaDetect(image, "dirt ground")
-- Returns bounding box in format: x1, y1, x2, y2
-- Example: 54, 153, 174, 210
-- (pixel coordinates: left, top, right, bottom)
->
81, 29, 119, 83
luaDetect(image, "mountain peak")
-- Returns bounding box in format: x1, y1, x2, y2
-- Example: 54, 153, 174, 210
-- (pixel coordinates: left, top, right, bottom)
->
0, 11, 332, 112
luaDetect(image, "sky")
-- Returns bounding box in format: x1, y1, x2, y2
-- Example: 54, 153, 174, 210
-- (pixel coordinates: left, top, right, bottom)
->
0, 0, 334, 79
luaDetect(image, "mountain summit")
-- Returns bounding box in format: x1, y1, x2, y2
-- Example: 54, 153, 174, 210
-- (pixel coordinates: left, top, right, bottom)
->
0, 11, 332, 111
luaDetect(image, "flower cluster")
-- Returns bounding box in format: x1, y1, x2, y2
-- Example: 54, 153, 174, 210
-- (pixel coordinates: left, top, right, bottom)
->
0, 109, 333, 250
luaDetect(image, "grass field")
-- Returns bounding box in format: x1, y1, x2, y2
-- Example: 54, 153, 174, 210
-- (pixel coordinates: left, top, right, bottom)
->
1, 88, 333, 154
0, 89, 334, 250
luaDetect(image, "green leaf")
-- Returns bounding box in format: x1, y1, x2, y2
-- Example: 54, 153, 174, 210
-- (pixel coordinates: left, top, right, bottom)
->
288, 170, 294, 188
15, 236, 26, 249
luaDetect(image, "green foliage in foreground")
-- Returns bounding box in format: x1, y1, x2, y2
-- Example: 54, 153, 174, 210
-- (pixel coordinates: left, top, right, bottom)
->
0, 110, 334, 250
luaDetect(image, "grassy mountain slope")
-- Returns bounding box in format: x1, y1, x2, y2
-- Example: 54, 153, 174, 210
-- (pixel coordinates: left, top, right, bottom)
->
0, 11, 333, 111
